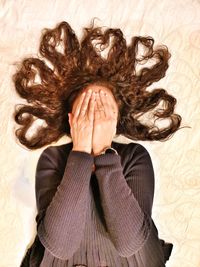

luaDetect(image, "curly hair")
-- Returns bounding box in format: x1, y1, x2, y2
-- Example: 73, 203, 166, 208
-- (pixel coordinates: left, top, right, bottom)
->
12, 19, 187, 150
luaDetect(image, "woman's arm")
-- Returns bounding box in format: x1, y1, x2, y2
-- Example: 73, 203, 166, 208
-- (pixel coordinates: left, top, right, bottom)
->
35, 146, 94, 260
94, 143, 154, 257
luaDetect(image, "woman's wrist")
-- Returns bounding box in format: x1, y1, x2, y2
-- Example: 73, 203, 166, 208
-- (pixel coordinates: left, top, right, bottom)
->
93, 144, 112, 156
72, 147, 91, 154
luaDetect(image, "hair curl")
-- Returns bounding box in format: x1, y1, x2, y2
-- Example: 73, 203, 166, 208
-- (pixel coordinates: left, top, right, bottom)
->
12, 19, 188, 150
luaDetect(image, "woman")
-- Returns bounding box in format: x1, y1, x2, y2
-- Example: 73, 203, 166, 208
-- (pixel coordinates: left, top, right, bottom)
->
13, 20, 184, 266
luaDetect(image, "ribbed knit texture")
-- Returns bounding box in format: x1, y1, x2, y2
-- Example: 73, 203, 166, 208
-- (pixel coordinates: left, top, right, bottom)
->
20, 141, 173, 267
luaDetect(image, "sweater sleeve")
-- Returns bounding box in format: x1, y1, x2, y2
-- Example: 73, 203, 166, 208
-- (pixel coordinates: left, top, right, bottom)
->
94, 143, 154, 258
35, 146, 94, 260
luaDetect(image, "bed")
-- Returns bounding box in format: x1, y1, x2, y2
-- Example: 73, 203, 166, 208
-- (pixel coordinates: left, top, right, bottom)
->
0, 0, 199, 266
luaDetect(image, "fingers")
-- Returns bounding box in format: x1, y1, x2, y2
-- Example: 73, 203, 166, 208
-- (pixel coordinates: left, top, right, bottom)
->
99, 90, 108, 116
99, 90, 118, 119
72, 88, 117, 122
88, 91, 96, 121
95, 91, 106, 119
73, 92, 85, 119
74, 89, 92, 119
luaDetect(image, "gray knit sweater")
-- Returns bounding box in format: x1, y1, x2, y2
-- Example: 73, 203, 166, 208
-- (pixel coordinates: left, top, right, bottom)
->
20, 141, 173, 267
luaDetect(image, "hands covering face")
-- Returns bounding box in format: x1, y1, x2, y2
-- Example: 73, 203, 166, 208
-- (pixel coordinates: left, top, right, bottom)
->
68, 87, 118, 156
91, 89, 118, 155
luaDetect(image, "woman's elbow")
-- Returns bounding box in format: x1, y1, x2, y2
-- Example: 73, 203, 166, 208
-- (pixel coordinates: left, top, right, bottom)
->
113, 220, 152, 258
37, 224, 79, 260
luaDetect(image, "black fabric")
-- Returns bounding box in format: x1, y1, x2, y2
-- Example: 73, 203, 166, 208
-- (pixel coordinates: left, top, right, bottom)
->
20, 235, 45, 267
160, 240, 173, 262
19, 141, 174, 266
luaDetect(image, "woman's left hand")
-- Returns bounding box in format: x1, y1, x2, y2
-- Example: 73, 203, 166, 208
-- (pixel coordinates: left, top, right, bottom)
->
92, 90, 118, 156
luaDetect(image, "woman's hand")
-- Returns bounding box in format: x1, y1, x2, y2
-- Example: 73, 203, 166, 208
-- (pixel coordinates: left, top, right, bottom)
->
68, 89, 96, 154
92, 90, 118, 156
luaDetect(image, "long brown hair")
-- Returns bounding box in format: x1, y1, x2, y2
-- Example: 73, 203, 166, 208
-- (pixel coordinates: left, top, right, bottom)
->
12, 19, 188, 150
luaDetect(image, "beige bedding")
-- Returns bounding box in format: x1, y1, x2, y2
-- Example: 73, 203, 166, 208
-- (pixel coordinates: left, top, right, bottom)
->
0, 0, 199, 266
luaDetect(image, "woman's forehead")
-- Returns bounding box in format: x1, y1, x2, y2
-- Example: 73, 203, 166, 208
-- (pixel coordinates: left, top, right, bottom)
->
83, 84, 112, 94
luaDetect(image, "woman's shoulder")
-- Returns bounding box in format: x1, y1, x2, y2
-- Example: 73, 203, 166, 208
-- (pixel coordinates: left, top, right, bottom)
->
41, 142, 73, 156
37, 142, 73, 170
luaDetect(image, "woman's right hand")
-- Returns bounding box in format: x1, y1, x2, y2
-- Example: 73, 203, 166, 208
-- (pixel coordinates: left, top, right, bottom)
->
68, 89, 96, 154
